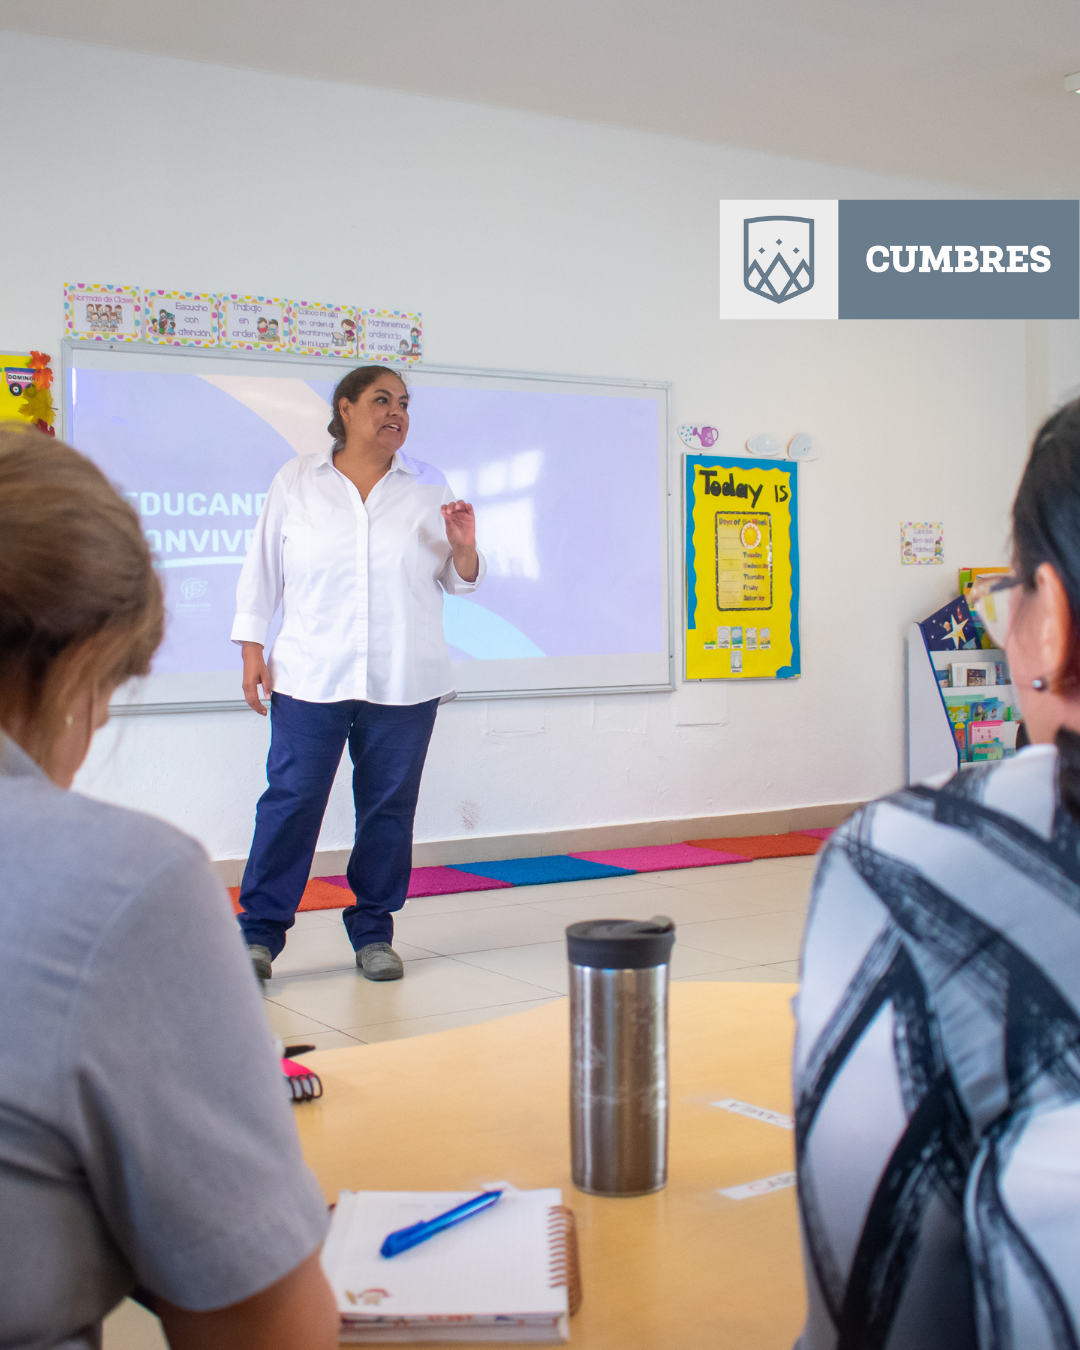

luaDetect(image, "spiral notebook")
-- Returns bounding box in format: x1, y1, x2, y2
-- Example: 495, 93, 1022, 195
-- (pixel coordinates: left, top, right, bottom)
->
322, 1187, 580, 1343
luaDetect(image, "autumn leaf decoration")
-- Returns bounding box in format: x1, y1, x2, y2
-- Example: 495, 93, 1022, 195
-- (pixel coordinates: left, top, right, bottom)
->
18, 351, 56, 434
28, 351, 54, 391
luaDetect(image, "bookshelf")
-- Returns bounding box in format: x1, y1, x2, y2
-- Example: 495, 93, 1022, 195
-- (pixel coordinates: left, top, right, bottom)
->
906, 623, 1019, 783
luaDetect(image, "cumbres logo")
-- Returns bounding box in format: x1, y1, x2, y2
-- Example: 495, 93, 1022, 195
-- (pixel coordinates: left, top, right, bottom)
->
744, 216, 814, 304
864, 244, 1051, 275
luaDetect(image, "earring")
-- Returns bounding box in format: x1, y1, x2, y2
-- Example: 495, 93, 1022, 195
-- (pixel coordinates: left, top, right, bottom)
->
1032, 678, 1048, 691
65, 714, 74, 726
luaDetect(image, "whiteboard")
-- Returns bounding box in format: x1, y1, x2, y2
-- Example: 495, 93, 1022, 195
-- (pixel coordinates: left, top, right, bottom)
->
62, 342, 673, 710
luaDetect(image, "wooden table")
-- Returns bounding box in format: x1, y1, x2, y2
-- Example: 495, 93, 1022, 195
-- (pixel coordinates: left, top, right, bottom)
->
296, 982, 806, 1349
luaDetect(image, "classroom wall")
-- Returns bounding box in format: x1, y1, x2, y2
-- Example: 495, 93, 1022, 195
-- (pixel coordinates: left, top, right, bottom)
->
0, 32, 1045, 862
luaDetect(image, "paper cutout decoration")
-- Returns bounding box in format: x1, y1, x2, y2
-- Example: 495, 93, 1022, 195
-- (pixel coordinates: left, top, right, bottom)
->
221, 295, 291, 350
144, 290, 221, 346
745, 433, 783, 457
685, 455, 799, 681
678, 425, 719, 449
360, 309, 422, 364
0, 351, 56, 433
64, 284, 142, 342
901, 521, 944, 565
0, 354, 35, 412
289, 300, 359, 357
787, 432, 817, 460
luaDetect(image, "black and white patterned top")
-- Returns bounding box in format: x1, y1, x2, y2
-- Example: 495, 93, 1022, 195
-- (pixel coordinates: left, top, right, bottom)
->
794, 745, 1080, 1350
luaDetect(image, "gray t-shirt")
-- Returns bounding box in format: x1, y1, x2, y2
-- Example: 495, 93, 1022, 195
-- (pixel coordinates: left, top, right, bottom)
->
0, 735, 329, 1349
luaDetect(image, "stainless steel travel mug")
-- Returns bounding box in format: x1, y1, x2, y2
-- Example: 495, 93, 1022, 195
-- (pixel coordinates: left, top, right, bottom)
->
567, 916, 675, 1197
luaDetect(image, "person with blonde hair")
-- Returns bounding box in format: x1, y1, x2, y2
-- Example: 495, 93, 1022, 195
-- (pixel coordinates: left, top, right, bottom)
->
0, 427, 336, 1349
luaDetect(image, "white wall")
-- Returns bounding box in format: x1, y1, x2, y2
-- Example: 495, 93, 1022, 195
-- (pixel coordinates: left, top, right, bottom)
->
0, 32, 1033, 859
1048, 321, 1080, 410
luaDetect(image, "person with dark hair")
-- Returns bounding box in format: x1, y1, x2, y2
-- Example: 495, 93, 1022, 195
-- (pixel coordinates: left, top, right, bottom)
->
792, 397, 1080, 1349
0, 427, 337, 1349
233, 365, 484, 983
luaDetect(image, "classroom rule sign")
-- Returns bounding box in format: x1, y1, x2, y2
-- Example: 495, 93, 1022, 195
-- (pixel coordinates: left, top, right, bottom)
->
685, 455, 800, 680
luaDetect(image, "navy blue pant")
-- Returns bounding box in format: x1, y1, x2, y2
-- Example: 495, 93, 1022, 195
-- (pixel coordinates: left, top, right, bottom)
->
237, 693, 439, 959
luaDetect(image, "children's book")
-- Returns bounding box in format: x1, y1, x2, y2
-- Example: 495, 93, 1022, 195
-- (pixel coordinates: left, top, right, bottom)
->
969, 720, 1005, 759
946, 703, 970, 762
921, 597, 981, 653
967, 697, 1006, 724
959, 567, 1010, 649
950, 661, 995, 688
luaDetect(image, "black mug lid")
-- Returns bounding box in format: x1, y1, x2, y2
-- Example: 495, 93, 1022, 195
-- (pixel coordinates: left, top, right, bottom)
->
566, 917, 675, 969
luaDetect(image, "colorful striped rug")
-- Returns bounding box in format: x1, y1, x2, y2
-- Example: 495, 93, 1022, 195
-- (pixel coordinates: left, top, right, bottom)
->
227, 829, 834, 914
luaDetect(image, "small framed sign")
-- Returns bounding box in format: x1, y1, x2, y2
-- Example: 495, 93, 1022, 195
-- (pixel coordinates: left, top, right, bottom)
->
901, 521, 944, 566
64, 283, 143, 342
221, 295, 290, 350
144, 290, 220, 346
289, 300, 359, 357
361, 309, 422, 364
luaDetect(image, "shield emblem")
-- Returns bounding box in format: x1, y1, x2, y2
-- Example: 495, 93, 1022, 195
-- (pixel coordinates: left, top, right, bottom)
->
744, 216, 814, 303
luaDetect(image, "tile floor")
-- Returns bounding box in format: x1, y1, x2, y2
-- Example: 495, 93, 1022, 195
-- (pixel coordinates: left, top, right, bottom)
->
102, 852, 815, 1349
262, 852, 814, 1048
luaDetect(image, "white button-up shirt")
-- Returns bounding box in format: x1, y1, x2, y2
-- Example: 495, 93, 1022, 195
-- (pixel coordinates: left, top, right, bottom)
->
232, 446, 486, 705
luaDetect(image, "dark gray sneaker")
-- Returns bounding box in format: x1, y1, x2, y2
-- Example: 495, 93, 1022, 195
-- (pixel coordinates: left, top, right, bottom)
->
356, 942, 404, 981
247, 944, 273, 982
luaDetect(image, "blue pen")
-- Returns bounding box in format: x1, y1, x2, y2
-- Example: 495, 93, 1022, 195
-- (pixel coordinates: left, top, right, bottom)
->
380, 1189, 504, 1258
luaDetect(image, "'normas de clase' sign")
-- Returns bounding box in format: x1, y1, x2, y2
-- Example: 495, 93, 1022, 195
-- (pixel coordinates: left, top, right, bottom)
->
719, 199, 1078, 320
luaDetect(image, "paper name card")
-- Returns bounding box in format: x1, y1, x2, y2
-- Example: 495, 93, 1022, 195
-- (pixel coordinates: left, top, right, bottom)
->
718, 1171, 796, 1201
362, 309, 422, 364
290, 300, 359, 357
144, 290, 220, 346
65, 284, 142, 342
712, 1098, 793, 1130
222, 295, 290, 349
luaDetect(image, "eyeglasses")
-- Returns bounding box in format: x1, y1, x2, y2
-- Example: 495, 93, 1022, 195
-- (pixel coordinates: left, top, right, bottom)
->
968, 574, 1024, 650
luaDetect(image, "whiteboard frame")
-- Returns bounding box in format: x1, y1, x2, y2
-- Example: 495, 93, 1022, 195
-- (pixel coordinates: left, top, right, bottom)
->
60, 339, 675, 713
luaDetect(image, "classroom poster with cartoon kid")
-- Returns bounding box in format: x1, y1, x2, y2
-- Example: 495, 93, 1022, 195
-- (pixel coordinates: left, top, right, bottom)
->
685, 454, 799, 680
221, 295, 290, 350
360, 309, 422, 364
144, 290, 220, 346
289, 301, 359, 357
64, 284, 142, 342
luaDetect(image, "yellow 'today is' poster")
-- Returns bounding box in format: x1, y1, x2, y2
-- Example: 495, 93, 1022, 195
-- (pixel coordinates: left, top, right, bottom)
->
685, 455, 799, 680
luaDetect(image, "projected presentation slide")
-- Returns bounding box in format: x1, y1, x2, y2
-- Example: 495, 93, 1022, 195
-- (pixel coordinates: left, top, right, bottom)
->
67, 367, 666, 693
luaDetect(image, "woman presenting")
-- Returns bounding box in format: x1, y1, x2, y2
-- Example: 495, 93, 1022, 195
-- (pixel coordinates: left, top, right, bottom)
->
232, 365, 484, 984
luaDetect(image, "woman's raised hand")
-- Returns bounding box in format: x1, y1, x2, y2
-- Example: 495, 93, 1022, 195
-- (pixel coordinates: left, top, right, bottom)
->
442, 501, 480, 583
441, 500, 476, 549
241, 642, 273, 715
